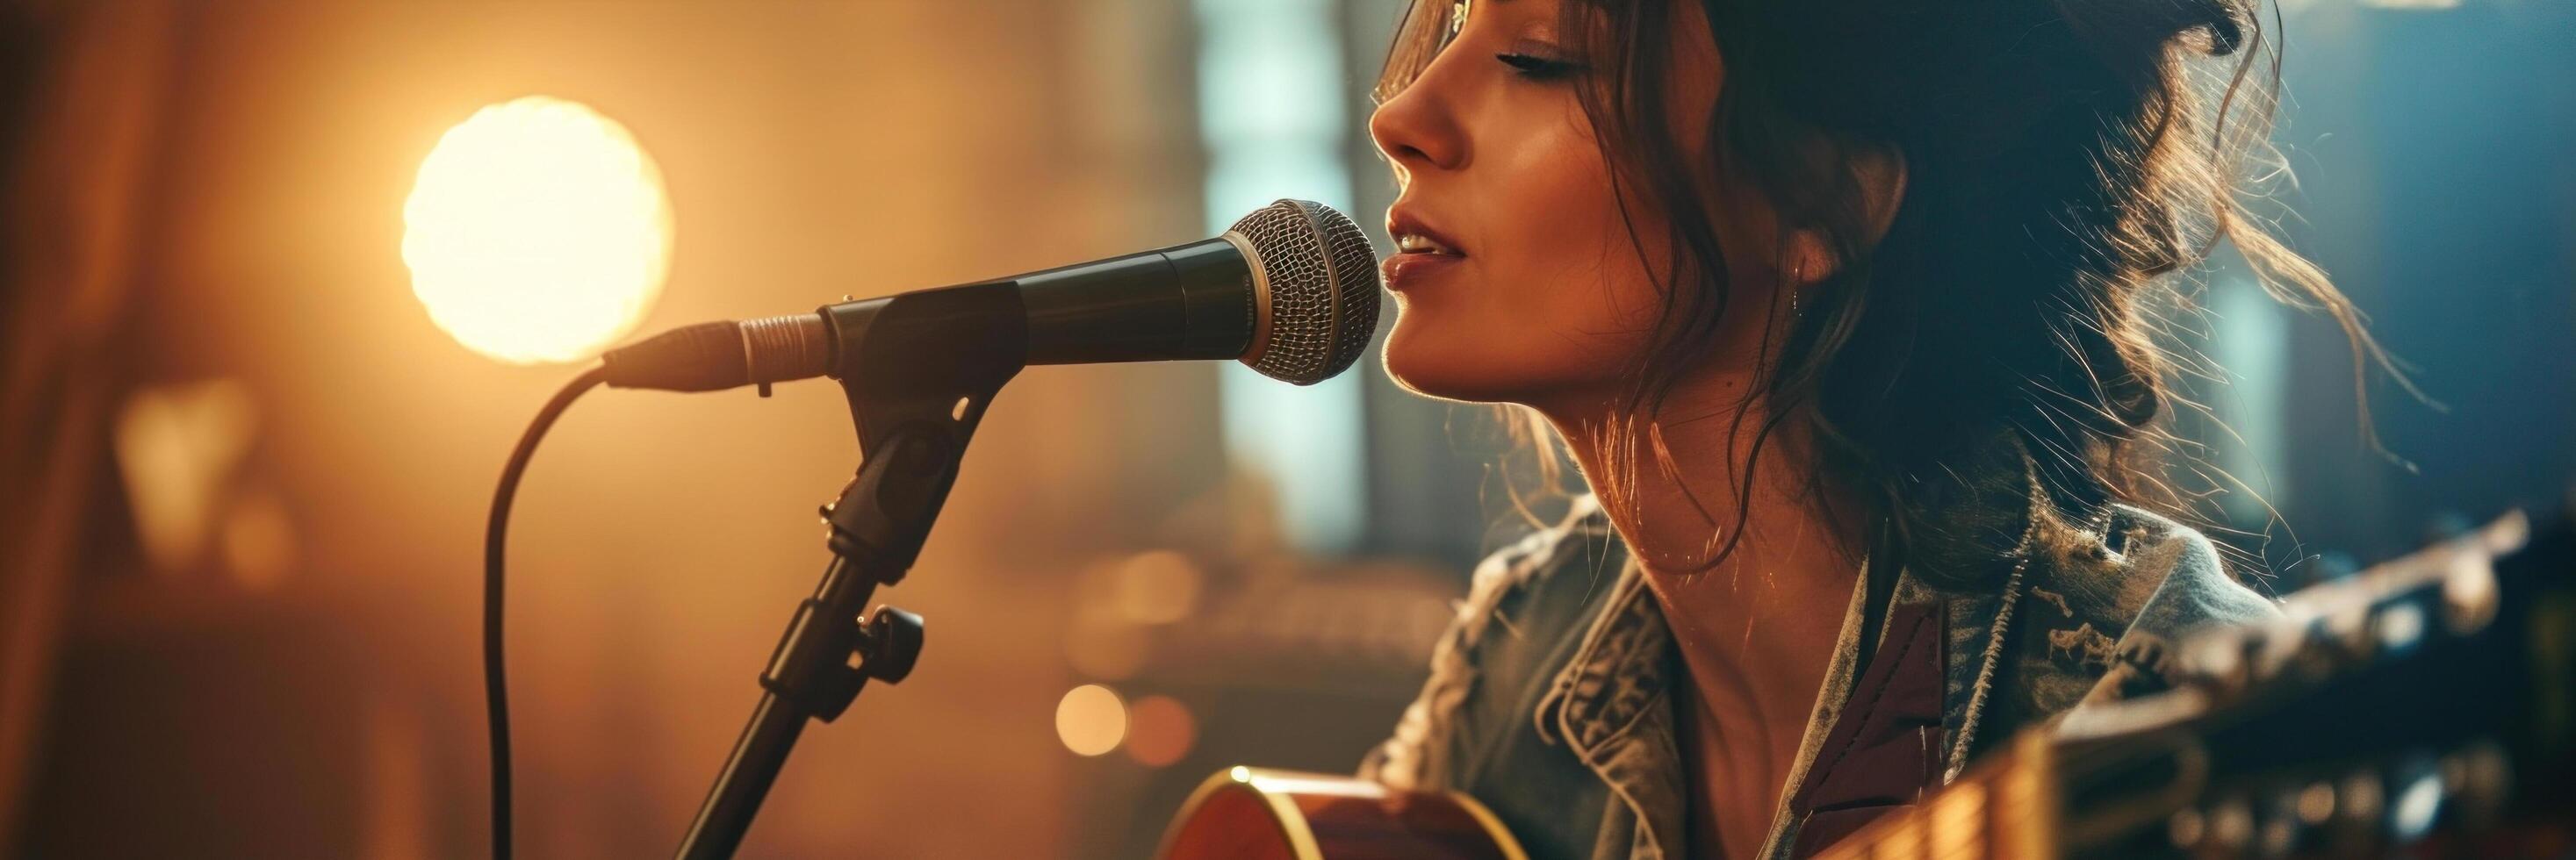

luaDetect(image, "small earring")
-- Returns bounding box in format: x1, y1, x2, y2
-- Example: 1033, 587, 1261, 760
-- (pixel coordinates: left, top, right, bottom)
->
1790, 263, 1806, 318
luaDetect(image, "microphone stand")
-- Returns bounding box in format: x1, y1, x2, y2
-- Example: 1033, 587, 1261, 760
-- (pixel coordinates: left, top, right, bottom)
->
674, 283, 1026, 859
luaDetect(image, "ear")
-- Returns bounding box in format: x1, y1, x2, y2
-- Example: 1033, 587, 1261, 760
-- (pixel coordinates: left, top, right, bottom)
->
1786, 147, 1909, 287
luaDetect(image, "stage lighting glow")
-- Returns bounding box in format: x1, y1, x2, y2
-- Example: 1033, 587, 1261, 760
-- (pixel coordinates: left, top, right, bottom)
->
1122, 695, 1197, 767
403, 96, 672, 364
1054, 684, 1126, 757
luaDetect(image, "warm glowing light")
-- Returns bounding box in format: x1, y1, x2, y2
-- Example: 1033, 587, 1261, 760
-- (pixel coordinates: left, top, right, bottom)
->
403, 96, 672, 364
1123, 695, 1198, 767
1054, 684, 1126, 756
1113, 550, 1202, 625
116, 379, 257, 575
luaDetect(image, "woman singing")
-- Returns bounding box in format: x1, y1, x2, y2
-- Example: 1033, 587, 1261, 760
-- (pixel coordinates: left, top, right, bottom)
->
1356, 0, 2375, 857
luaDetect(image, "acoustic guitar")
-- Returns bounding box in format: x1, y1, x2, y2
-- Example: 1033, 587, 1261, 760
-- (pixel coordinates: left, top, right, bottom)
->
1161, 505, 2576, 859
1157, 766, 1524, 859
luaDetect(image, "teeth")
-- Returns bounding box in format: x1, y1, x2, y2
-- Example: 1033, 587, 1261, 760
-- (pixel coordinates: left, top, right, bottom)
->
1396, 233, 1457, 254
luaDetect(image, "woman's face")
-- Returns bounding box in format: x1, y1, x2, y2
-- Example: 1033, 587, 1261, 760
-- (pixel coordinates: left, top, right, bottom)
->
1370, 0, 1762, 411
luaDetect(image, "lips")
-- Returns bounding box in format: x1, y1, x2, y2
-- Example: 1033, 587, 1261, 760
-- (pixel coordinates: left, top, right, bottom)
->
1384, 208, 1465, 291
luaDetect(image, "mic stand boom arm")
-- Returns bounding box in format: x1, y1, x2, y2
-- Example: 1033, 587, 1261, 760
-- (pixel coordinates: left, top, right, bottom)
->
675, 282, 1026, 859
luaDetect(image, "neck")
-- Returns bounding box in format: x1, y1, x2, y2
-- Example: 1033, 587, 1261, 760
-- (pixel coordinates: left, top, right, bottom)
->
1533, 369, 1860, 586
1536, 370, 1862, 671
1534, 371, 1863, 859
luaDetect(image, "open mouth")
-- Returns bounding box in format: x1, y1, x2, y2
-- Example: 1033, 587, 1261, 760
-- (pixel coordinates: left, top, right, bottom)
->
1383, 210, 1467, 290
1381, 232, 1465, 290
1393, 233, 1464, 256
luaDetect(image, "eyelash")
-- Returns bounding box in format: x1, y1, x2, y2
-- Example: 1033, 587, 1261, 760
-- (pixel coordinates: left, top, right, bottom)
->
1496, 53, 1580, 82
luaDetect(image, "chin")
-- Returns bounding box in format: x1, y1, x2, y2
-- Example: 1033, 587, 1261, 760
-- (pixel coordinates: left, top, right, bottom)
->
1379, 312, 1555, 406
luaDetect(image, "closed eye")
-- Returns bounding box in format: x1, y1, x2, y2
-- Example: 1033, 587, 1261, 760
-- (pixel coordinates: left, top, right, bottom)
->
1496, 53, 1581, 82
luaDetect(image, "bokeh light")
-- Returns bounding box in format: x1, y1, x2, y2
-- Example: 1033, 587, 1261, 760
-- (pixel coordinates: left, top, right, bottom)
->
114, 379, 257, 576
1054, 684, 1126, 757
1122, 695, 1197, 767
401, 96, 672, 364
1112, 550, 1201, 625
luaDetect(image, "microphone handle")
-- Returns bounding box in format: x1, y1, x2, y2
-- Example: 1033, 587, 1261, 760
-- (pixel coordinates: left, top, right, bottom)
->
599, 236, 1259, 393
1017, 235, 1256, 367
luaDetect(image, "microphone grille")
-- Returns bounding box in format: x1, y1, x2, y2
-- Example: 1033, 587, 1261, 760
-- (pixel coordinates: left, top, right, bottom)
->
1227, 199, 1382, 385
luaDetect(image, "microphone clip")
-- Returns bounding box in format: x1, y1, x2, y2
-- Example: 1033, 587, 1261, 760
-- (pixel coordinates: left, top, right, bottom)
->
678, 282, 1030, 859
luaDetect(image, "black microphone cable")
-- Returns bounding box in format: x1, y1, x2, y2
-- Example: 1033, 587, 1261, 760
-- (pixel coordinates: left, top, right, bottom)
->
484, 365, 608, 860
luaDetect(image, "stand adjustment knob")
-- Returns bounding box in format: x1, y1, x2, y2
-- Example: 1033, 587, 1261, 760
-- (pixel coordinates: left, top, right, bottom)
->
858, 606, 925, 684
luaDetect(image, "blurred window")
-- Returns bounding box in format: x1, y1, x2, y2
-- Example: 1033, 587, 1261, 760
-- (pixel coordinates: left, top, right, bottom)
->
2213, 275, 2292, 522
1194, 0, 1369, 553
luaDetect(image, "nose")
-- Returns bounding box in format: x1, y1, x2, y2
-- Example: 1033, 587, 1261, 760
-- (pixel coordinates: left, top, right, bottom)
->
1368, 64, 1468, 184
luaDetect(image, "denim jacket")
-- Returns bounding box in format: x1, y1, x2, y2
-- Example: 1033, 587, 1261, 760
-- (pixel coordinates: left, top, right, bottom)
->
1360, 493, 2277, 859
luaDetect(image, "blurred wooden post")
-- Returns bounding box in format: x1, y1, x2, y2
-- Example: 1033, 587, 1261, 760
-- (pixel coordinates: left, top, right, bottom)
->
0, 1, 184, 848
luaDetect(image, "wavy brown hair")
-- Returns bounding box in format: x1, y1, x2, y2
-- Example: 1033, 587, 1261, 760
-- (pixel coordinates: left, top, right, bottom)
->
1378, 0, 2389, 588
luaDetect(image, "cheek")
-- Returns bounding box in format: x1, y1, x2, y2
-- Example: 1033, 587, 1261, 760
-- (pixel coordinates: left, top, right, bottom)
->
1382, 116, 1669, 405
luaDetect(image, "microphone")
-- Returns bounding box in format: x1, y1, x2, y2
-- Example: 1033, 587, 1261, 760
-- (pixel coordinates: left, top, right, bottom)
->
598, 199, 1381, 392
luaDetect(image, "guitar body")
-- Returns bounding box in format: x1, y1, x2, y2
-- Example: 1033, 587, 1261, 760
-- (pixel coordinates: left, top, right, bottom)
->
1156, 768, 1527, 860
